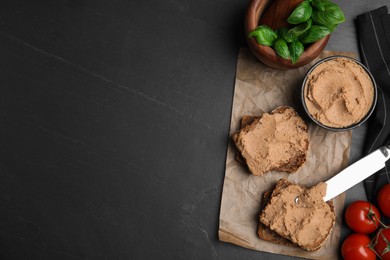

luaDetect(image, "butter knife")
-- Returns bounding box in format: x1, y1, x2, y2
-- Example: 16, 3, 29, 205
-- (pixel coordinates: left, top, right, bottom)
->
323, 144, 390, 201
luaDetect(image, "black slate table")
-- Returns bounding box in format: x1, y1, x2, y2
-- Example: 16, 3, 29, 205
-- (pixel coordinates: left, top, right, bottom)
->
1, 1, 388, 259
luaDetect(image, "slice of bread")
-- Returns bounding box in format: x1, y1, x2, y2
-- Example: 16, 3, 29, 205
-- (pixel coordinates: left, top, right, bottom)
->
232, 106, 309, 176
259, 179, 335, 251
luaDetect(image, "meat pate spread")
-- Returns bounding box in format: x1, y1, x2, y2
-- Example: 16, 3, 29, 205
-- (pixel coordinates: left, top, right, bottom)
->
233, 107, 308, 176
260, 182, 335, 250
304, 57, 374, 128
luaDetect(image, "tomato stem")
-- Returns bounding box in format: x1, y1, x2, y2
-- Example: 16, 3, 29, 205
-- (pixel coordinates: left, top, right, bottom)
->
370, 231, 381, 258
380, 230, 390, 255
370, 246, 382, 259
368, 205, 388, 229
372, 229, 390, 259
372, 213, 389, 229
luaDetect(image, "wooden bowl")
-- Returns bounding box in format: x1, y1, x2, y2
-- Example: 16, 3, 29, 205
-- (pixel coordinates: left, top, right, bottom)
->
245, 0, 330, 70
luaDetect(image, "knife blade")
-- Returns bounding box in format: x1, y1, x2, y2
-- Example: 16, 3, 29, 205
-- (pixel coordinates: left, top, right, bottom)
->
323, 144, 390, 201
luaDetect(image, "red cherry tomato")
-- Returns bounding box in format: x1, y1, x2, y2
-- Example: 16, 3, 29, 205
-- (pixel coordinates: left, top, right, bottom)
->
345, 200, 381, 234
373, 228, 390, 260
377, 184, 390, 218
341, 233, 376, 260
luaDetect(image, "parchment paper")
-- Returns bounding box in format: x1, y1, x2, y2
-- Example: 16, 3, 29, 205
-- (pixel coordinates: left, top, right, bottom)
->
219, 49, 357, 259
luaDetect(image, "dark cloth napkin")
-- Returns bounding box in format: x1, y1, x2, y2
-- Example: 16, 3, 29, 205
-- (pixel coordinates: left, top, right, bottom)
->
356, 6, 390, 208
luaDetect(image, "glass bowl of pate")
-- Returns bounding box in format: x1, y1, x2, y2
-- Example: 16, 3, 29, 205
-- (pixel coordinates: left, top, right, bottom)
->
301, 56, 377, 131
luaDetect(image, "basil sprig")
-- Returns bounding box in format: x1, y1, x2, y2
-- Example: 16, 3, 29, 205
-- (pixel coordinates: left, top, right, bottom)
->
288, 19, 312, 38
311, 0, 332, 12
248, 25, 278, 46
287, 0, 312, 24
277, 27, 296, 43
299, 25, 332, 44
311, 4, 345, 27
248, 0, 345, 64
274, 39, 290, 59
289, 41, 304, 64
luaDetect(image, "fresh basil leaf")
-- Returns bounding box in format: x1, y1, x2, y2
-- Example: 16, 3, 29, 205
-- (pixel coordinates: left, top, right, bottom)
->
277, 27, 296, 43
326, 23, 337, 32
299, 25, 332, 44
288, 19, 312, 38
311, 4, 345, 26
287, 0, 313, 24
289, 41, 304, 64
248, 25, 278, 46
325, 4, 345, 24
273, 38, 290, 59
311, 0, 332, 11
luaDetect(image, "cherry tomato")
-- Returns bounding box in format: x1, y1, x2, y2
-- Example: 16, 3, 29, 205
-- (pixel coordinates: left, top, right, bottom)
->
345, 200, 381, 234
373, 228, 390, 260
377, 184, 390, 218
341, 233, 376, 260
